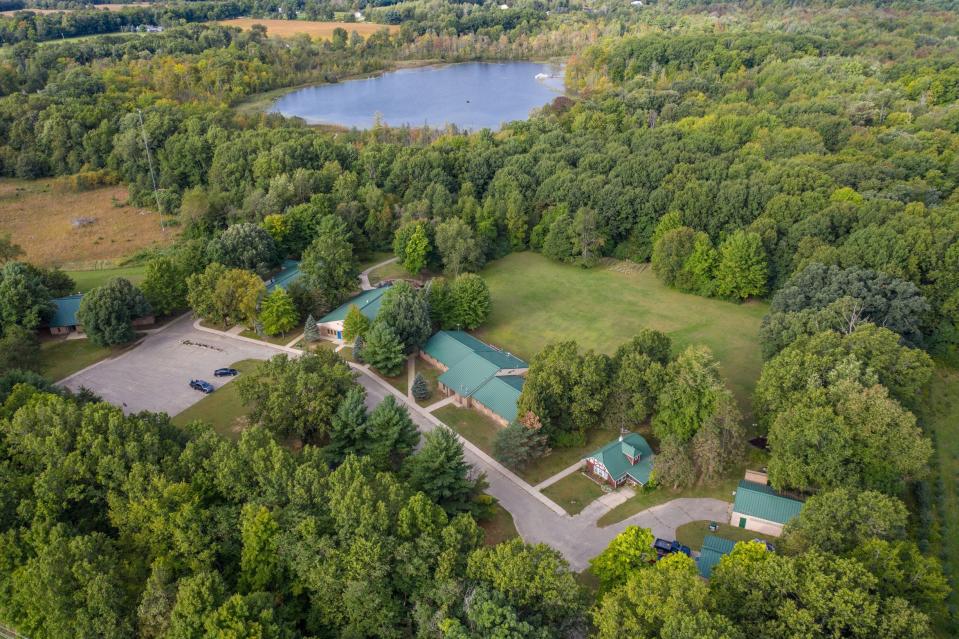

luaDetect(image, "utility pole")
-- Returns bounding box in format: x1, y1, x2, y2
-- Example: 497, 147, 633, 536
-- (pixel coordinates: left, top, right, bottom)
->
136, 109, 165, 233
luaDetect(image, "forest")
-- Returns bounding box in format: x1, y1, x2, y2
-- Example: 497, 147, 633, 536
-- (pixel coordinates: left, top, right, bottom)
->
1, 0, 958, 637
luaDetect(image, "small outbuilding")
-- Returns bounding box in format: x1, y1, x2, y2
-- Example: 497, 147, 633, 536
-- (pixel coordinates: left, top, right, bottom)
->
48, 294, 84, 335
696, 535, 736, 578
582, 433, 654, 488
730, 479, 803, 536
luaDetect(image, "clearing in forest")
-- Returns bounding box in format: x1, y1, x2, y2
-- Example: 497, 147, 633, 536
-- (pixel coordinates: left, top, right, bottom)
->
0, 178, 176, 267
474, 252, 767, 416
216, 18, 398, 40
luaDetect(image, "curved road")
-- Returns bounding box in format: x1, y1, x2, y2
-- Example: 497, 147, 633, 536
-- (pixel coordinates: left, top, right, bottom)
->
58, 314, 731, 571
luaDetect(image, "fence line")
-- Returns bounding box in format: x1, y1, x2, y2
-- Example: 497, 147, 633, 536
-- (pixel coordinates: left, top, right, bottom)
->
0, 622, 26, 639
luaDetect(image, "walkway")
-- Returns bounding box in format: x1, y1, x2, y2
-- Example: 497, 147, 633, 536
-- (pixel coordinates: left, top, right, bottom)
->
360, 256, 397, 291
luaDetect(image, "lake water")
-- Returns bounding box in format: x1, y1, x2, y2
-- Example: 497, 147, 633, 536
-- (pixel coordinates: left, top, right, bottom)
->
269, 61, 565, 130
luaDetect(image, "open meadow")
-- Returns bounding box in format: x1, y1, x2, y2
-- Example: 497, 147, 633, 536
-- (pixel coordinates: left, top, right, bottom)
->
475, 252, 767, 416
0, 178, 176, 267
216, 18, 398, 40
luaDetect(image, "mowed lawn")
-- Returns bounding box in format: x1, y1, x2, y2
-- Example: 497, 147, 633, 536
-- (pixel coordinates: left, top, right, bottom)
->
0, 178, 175, 267
172, 360, 262, 440
37, 338, 128, 382
919, 365, 959, 625
65, 265, 147, 293
474, 252, 768, 415
216, 18, 398, 40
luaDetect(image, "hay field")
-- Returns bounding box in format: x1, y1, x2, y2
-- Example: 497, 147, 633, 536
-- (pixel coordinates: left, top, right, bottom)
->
216, 18, 398, 40
0, 178, 176, 267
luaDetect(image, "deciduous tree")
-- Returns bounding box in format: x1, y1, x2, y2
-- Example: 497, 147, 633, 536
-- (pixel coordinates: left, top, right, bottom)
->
77, 277, 151, 346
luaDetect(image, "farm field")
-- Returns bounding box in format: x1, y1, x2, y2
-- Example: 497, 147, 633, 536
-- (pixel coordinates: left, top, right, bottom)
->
216, 18, 398, 40
475, 252, 768, 416
0, 178, 175, 267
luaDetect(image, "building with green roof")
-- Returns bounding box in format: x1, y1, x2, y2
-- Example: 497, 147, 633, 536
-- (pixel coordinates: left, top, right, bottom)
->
265, 260, 302, 292
48, 294, 83, 335
697, 535, 737, 578
730, 479, 803, 536
420, 330, 528, 426
582, 433, 654, 487
316, 285, 391, 340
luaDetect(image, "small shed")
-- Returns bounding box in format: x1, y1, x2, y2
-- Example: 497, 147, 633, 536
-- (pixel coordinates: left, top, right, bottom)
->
697, 535, 737, 578
48, 294, 84, 335
730, 480, 803, 536
583, 433, 654, 488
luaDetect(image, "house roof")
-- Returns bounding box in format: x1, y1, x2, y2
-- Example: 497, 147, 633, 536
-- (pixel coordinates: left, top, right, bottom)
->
733, 480, 803, 525
423, 330, 527, 370
49, 294, 83, 328
265, 260, 302, 292
471, 375, 524, 423
583, 433, 654, 485
319, 285, 391, 323
438, 354, 501, 397
697, 535, 737, 578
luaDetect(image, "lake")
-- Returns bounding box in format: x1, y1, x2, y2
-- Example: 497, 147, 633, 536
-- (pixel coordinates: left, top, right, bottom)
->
269, 61, 565, 130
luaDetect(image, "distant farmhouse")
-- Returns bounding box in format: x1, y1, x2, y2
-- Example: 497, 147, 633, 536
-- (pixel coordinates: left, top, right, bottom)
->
730, 479, 803, 536
421, 331, 527, 426
582, 432, 655, 488
318, 285, 392, 341
47, 293, 154, 336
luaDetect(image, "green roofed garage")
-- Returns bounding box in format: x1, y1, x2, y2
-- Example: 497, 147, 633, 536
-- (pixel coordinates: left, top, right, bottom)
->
697, 535, 736, 578
421, 330, 528, 426
730, 480, 803, 536
583, 433, 654, 488
48, 294, 83, 335
317, 285, 391, 341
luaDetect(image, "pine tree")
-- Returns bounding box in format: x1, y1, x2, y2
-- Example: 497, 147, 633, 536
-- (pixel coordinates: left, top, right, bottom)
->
366, 396, 420, 470
411, 372, 430, 401
363, 321, 406, 376
404, 427, 478, 514
353, 334, 366, 363
326, 386, 369, 465
304, 314, 320, 342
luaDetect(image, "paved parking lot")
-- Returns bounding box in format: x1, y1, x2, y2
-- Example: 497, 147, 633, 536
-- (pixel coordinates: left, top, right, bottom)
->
61, 315, 282, 416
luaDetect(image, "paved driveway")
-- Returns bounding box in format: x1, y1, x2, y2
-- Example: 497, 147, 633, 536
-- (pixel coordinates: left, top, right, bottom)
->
61, 316, 281, 416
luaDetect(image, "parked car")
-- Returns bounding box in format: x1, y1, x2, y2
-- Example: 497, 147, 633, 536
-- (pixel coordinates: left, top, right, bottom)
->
653, 538, 692, 558
214, 368, 239, 377
190, 379, 214, 394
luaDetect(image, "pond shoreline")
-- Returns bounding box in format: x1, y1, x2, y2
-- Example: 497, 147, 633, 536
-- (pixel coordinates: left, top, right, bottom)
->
234, 57, 568, 128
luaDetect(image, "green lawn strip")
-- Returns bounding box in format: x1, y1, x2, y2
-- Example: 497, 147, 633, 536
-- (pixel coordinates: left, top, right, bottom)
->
597, 447, 767, 528
198, 319, 234, 331
65, 265, 147, 293
521, 428, 612, 485
38, 338, 127, 381
918, 365, 959, 627
373, 363, 408, 396
414, 359, 443, 407
434, 405, 500, 455
479, 502, 519, 546
540, 472, 606, 515
368, 260, 411, 286
358, 251, 394, 271
171, 359, 262, 440
675, 520, 777, 551
239, 323, 304, 346
474, 252, 767, 419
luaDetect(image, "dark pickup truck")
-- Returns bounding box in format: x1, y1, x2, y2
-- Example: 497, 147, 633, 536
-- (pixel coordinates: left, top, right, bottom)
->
654, 538, 692, 558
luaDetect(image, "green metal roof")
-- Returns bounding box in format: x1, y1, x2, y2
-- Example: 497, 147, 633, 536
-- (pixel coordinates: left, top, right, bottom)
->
423, 330, 527, 370
266, 260, 302, 292
49, 294, 83, 327
733, 480, 803, 525
319, 286, 390, 323
583, 433, 654, 485
471, 375, 524, 423
697, 535, 737, 578
438, 354, 500, 397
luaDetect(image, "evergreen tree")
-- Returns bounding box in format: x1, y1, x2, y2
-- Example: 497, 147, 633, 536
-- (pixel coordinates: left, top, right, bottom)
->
303, 314, 319, 342
377, 281, 432, 353
353, 333, 366, 363
363, 321, 406, 376
365, 395, 420, 470
492, 422, 550, 468
411, 372, 430, 401
404, 426, 478, 515
325, 386, 368, 465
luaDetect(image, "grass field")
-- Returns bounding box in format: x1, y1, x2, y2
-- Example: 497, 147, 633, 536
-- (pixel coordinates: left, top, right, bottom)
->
172, 360, 261, 439
37, 337, 127, 382
0, 178, 175, 267
919, 365, 959, 628
65, 265, 147, 293
541, 473, 605, 515
414, 359, 442, 407
216, 18, 398, 40
675, 520, 776, 550
368, 260, 412, 286
475, 252, 767, 417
